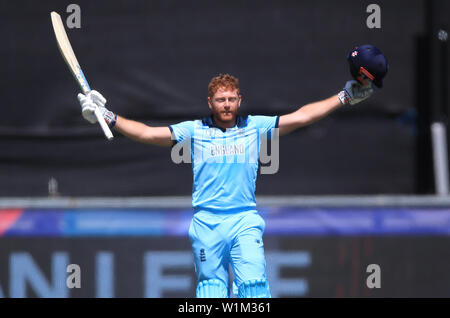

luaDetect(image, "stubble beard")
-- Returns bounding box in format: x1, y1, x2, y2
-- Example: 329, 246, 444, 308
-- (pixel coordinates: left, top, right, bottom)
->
212, 108, 239, 126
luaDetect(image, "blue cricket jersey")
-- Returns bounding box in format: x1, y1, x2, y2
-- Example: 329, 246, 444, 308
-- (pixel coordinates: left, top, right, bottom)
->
169, 115, 279, 213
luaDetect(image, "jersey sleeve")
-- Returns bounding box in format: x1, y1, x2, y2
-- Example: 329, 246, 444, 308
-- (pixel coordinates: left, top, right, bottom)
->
248, 115, 279, 137
169, 120, 195, 144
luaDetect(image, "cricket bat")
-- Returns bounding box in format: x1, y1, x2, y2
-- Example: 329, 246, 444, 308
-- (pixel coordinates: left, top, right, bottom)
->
50, 11, 114, 140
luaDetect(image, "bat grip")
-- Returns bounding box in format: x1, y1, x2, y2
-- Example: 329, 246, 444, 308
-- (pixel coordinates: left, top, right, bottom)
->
94, 107, 114, 141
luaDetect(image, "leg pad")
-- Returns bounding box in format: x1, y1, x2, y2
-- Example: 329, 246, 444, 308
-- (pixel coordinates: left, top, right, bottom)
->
238, 278, 271, 298
196, 279, 228, 298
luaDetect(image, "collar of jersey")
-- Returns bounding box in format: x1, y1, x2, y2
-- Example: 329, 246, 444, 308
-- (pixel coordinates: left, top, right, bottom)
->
201, 115, 248, 132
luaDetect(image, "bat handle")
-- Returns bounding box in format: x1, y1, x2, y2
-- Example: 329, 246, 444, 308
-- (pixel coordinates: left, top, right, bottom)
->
94, 107, 114, 141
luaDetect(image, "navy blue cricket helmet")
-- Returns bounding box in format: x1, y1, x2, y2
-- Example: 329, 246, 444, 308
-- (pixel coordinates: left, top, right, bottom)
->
346, 44, 388, 88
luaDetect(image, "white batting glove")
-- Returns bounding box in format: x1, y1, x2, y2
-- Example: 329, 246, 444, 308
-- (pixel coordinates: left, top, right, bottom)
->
77, 90, 117, 127
338, 80, 374, 105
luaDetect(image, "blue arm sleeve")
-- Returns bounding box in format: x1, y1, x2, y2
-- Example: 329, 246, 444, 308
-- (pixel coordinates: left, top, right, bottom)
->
248, 115, 279, 138
169, 120, 195, 144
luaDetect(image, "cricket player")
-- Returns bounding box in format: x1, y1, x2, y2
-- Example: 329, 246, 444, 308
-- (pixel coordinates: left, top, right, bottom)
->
77, 45, 387, 298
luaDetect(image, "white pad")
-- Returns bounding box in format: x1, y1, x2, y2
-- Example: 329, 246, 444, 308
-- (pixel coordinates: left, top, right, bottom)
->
196, 279, 228, 298
238, 279, 271, 298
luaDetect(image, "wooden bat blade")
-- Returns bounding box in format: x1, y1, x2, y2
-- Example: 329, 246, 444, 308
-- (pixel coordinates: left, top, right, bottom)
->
50, 11, 90, 94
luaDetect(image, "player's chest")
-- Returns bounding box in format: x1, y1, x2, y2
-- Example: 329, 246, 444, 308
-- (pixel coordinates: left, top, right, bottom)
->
192, 127, 259, 159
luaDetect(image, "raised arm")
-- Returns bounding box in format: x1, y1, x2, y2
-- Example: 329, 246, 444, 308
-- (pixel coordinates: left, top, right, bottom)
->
77, 90, 173, 147
114, 116, 173, 147
278, 80, 374, 136
278, 95, 342, 136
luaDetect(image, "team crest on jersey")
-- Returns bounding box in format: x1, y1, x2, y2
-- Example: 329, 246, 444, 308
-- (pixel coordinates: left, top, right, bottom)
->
200, 249, 206, 262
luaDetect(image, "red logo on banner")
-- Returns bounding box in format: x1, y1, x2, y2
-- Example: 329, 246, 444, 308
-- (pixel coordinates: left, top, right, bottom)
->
0, 209, 23, 236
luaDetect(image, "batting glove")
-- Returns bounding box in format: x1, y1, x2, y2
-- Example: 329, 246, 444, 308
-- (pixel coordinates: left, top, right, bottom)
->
338, 80, 374, 105
77, 90, 117, 127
